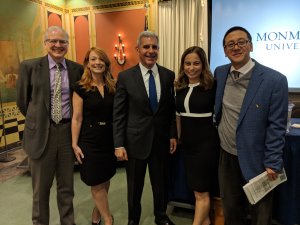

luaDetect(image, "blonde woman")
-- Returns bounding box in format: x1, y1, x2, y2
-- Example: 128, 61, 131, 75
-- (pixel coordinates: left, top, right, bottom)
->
72, 47, 116, 225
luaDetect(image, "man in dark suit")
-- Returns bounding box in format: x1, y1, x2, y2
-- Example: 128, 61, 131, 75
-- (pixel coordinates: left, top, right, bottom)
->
214, 26, 288, 225
17, 26, 83, 225
113, 31, 177, 225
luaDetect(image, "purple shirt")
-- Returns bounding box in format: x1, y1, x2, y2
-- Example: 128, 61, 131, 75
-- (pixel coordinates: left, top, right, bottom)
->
48, 55, 70, 119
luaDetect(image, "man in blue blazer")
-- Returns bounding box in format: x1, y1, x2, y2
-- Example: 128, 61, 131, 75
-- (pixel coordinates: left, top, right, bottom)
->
214, 26, 288, 225
17, 26, 83, 225
113, 31, 177, 225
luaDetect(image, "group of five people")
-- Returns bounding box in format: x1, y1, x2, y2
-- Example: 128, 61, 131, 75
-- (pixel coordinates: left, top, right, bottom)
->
16, 25, 288, 225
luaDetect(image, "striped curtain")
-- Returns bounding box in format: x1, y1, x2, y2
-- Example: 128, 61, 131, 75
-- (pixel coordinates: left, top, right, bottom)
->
157, 0, 208, 76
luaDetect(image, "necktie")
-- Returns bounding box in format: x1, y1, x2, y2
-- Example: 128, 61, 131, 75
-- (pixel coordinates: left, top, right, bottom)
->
233, 70, 240, 80
148, 70, 158, 112
51, 64, 63, 123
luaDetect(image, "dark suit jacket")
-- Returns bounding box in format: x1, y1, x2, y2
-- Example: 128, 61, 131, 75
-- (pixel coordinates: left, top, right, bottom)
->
17, 55, 83, 159
214, 60, 288, 181
113, 64, 177, 159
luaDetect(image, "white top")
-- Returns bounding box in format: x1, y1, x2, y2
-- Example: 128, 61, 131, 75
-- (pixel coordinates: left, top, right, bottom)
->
177, 82, 212, 118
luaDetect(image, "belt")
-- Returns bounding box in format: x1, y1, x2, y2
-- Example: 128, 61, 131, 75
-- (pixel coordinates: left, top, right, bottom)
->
87, 121, 109, 127
179, 112, 212, 118
50, 118, 71, 124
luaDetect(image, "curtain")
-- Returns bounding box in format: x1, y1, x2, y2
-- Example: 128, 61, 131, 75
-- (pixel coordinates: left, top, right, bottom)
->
157, 0, 208, 76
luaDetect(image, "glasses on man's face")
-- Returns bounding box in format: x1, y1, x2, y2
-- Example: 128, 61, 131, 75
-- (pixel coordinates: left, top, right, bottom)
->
224, 39, 250, 50
45, 39, 69, 45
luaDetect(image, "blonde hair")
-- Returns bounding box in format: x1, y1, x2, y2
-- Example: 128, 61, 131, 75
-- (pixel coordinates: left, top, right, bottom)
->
79, 47, 115, 94
175, 46, 214, 91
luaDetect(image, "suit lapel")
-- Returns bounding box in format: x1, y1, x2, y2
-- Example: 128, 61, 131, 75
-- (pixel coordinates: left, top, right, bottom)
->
215, 65, 230, 121
157, 65, 166, 112
65, 60, 74, 116
132, 65, 151, 108
238, 64, 264, 125
66, 60, 76, 84
40, 56, 51, 116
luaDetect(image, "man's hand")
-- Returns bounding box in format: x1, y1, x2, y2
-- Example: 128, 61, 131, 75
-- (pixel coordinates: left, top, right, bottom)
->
266, 167, 278, 181
115, 147, 128, 161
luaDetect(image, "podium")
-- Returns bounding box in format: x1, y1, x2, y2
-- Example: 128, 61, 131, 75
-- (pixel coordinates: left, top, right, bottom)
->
273, 118, 300, 225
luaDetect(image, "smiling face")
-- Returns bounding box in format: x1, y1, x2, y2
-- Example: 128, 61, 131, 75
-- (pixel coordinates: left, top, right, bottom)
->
184, 52, 202, 84
224, 30, 253, 69
44, 29, 68, 63
88, 50, 106, 75
136, 36, 159, 69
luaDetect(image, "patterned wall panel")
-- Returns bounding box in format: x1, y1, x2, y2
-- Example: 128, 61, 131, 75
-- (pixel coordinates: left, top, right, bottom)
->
0, 105, 24, 150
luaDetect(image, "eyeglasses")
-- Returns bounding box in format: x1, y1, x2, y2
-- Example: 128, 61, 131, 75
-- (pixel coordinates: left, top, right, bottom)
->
45, 39, 69, 45
224, 39, 250, 50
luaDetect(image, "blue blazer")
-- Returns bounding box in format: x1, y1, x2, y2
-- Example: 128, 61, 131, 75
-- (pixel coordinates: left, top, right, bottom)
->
214, 60, 288, 181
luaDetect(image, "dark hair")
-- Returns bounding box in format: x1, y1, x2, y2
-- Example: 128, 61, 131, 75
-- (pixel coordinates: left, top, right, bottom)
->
175, 46, 214, 90
222, 26, 252, 46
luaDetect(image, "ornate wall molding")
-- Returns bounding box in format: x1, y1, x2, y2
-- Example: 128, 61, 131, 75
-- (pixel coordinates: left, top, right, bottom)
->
93, 1, 144, 9
27, 0, 144, 13
71, 1, 144, 12
45, 2, 69, 13
71, 7, 91, 13
29, 0, 42, 4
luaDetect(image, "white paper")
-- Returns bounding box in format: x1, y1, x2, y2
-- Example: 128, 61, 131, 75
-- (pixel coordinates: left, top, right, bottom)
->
291, 123, 300, 128
243, 169, 287, 205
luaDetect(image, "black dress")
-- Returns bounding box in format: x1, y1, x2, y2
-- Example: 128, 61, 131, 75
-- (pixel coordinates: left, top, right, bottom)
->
73, 83, 116, 186
176, 82, 219, 192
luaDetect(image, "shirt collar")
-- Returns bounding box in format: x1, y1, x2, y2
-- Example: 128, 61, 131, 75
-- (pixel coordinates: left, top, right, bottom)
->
48, 55, 67, 70
139, 63, 158, 77
230, 58, 255, 75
